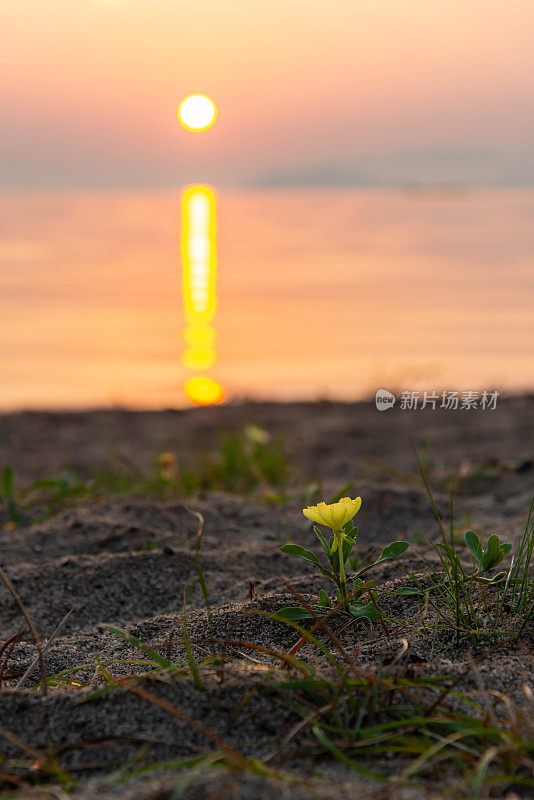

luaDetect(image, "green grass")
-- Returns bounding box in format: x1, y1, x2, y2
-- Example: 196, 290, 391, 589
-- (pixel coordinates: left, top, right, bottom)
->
10, 603, 528, 800
506, 497, 534, 630
193, 427, 291, 495
404, 447, 534, 648
0, 425, 294, 527
1, 444, 534, 798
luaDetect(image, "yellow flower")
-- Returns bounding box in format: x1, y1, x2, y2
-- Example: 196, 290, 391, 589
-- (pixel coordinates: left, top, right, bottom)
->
157, 452, 178, 481
303, 497, 362, 531
244, 423, 271, 445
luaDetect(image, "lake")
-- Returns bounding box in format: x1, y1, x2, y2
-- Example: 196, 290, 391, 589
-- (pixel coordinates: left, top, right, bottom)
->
1, 188, 533, 409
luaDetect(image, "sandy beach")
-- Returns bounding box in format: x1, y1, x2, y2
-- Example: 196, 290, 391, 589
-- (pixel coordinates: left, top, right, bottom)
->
0, 397, 533, 798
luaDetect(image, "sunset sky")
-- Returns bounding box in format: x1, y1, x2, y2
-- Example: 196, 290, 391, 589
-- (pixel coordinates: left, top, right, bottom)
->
2, 0, 534, 188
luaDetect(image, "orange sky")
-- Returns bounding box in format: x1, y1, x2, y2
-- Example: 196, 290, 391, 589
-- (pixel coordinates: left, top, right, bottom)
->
2, 0, 534, 187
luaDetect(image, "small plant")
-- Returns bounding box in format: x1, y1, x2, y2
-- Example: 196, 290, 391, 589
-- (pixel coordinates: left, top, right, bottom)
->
504, 498, 534, 635
278, 497, 409, 621
29, 472, 88, 516
199, 425, 290, 495
408, 446, 529, 645
464, 529, 512, 578
426, 529, 512, 644
427, 528, 512, 594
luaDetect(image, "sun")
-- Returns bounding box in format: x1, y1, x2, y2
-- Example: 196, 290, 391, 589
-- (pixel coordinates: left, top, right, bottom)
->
178, 95, 217, 132
185, 375, 225, 406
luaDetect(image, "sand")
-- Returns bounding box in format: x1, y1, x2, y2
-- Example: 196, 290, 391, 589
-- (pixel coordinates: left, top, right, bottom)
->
0, 397, 533, 799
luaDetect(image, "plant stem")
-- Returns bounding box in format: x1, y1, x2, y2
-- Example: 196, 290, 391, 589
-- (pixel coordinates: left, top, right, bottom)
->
0, 564, 47, 696
335, 531, 347, 604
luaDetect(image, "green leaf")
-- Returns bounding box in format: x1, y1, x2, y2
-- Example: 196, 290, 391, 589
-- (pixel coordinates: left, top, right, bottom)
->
465, 531, 511, 574
279, 544, 321, 567
317, 565, 337, 582
279, 544, 334, 582
439, 541, 462, 565
313, 525, 333, 563
376, 541, 410, 562
483, 534, 502, 571
356, 540, 409, 579
104, 626, 176, 670
474, 571, 506, 585
395, 586, 424, 596
465, 531, 484, 570
317, 567, 336, 583
342, 529, 358, 548
348, 602, 380, 621
318, 590, 331, 607
1, 465, 14, 499
342, 522, 359, 540
274, 607, 319, 621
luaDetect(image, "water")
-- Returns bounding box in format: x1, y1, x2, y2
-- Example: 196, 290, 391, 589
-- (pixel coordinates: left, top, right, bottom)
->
0, 188, 533, 409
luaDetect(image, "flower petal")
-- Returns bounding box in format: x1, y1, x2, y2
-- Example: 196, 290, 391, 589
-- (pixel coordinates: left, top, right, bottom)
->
302, 496, 361, 531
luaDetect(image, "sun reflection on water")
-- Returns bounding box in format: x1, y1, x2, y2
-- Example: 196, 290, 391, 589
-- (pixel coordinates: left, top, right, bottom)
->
180, 184, 224, 405
184, 375, 225, 406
